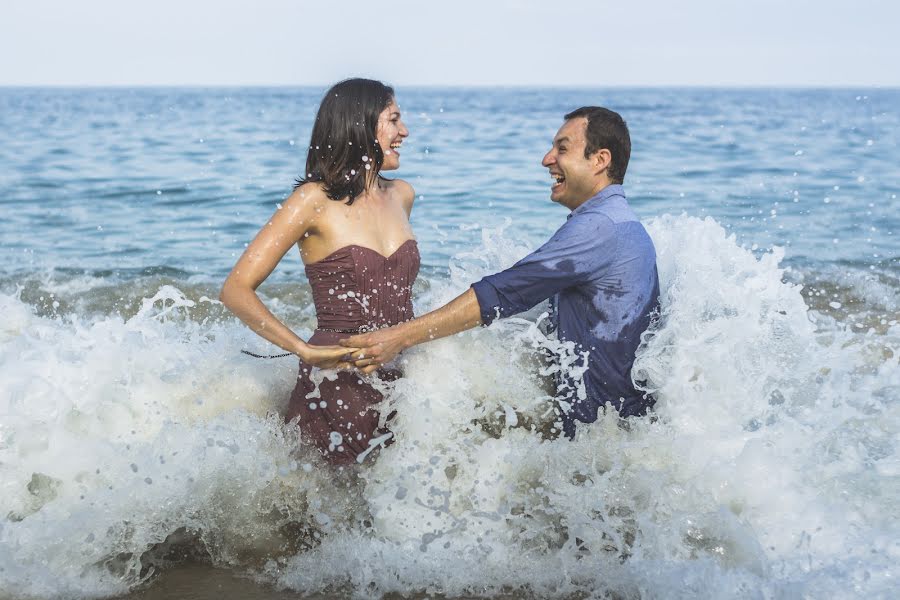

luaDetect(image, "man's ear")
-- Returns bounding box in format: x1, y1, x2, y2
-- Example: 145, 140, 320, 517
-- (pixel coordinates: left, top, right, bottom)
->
592, 148, 612, 176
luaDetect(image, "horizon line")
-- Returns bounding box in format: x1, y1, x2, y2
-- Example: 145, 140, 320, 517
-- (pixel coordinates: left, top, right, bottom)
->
2, 83, 899, 90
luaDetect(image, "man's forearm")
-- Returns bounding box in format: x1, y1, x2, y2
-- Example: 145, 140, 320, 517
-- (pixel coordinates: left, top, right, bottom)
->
399, 288, 483, 349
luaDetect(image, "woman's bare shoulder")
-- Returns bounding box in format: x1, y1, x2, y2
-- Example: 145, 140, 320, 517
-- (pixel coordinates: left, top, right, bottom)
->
285, 181, 329, 209
267, 183, 333, 237
386, 178, 415, 213
387, 178, 415, 197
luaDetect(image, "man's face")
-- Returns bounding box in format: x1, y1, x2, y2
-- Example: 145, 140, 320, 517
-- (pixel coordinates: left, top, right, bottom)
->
541, 117, 603, 209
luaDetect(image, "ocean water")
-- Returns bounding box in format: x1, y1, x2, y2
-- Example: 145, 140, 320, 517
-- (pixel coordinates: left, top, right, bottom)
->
0, 87, 898, 599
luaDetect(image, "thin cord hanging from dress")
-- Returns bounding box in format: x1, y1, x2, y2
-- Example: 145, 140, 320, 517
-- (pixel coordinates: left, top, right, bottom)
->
240, 349, 292, 359
240, 325, 369, 358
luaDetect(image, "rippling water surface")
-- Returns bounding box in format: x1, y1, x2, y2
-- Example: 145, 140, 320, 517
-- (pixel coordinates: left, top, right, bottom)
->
1, 87, 898, 599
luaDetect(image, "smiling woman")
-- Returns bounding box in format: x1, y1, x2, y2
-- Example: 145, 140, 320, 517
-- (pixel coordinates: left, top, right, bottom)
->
294, 79, 402, 204
218, 78, 419, 465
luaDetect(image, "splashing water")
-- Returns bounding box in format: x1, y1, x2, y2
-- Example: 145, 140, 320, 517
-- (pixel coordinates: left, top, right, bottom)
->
1, 215, 897, 599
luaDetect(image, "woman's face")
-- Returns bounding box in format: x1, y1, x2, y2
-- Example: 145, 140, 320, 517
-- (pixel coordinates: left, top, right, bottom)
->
375, 99, 408, 171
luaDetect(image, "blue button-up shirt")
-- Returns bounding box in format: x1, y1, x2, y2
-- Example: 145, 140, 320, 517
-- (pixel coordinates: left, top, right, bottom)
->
471, 185, 659, 437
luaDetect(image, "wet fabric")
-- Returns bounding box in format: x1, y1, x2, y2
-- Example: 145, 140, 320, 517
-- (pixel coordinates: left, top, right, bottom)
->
471, 185, 660, 437
286, 240, 419, 464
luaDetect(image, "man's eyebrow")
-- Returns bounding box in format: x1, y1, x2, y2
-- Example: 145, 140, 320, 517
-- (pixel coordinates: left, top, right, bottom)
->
554, 136, 571, 145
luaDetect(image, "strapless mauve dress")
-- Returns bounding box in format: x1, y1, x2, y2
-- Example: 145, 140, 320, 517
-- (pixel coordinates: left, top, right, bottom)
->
286, 239, 419, 465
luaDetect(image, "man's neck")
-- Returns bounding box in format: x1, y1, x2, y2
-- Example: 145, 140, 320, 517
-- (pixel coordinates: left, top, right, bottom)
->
568, 179, 616, 211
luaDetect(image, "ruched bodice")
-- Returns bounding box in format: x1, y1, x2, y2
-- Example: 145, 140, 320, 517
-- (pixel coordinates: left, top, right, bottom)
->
305, 239, 420, 332
289, 238, 419, 465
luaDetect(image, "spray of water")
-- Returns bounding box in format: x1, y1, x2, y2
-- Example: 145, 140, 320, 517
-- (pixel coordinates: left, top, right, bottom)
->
1, 215, 897, 599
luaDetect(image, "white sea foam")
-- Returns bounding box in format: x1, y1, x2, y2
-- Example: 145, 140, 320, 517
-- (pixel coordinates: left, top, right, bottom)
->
1, 215, 898, 599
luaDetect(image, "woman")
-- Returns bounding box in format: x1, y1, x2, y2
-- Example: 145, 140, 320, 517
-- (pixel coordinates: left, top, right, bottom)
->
220, 78, 417, 465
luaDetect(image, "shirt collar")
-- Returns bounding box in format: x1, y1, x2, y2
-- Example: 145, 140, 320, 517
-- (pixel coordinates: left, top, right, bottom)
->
569, 184, 626, 218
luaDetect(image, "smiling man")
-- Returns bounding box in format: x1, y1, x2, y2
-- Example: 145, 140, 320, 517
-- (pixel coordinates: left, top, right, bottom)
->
343, 107, 660, 438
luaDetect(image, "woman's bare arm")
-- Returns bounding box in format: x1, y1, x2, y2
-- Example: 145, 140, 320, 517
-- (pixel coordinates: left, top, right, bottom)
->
220, 185, 354, 367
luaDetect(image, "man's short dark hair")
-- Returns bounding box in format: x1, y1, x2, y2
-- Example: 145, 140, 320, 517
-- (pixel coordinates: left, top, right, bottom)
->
564, 107, 631, 184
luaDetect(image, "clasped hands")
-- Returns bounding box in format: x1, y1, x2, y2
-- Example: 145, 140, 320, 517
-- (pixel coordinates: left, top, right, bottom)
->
340, 326, 406, 374
302, 327, 405, 375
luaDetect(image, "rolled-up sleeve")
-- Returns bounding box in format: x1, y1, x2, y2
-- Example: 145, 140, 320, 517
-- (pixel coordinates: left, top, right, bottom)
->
471, 212, 617, 325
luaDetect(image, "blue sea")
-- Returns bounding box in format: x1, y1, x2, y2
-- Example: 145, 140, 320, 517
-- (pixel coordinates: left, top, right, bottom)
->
1, 87, 898, 599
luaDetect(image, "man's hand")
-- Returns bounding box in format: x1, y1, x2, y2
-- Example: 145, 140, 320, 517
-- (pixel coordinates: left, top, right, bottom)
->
300, 343, 357, 370
340, 289, 483, 374
340, 326, 408, 374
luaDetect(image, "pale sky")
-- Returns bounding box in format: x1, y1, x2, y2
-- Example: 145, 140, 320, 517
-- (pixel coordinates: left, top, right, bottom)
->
1, 0, 898, 86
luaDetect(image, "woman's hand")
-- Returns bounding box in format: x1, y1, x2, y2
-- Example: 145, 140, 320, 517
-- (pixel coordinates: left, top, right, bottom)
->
299, 343, 357, 370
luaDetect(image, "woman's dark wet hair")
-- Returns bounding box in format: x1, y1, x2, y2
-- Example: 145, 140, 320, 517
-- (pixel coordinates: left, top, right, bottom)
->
295, 78, 395, 205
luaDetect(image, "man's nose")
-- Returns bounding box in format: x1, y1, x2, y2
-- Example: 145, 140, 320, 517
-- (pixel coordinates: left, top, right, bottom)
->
541, 149, 555, 167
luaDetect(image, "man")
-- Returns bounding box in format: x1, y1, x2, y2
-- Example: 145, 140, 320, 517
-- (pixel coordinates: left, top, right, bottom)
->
343, 107, 660, 438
